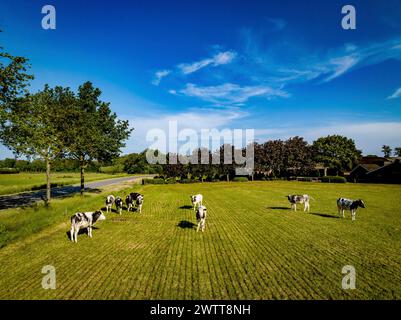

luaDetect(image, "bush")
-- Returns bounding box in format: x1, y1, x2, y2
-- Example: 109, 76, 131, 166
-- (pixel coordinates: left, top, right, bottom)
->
179, 179, 199, 184
98, 165, 124, 174
321, 176, 346, 183
142, 178, 166, 185
0, 168, 20, 174
232, 177, 249, 182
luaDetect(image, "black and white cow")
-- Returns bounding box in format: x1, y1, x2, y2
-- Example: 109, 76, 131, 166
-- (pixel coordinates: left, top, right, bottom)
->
70, 211, 106, 243
115, 196, 123, 215
190, 194, 203, 211
105, 195, 115, 213
337, 198, 365, 221
126, 193, 144, 213
196, 205, 207, 232
287, 194, 311, 212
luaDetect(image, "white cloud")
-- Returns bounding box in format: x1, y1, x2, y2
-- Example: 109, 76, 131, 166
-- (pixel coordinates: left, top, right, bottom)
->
152, 70, 170, 85
177, 83, 290, 104
387, 87, 401, 100
177, 50, 237, 75
323, 54, 360, 82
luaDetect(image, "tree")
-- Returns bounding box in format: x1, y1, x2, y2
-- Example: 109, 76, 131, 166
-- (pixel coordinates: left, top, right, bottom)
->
260, 140, 287, 177
312, 135, 361, 175
0, 40, 33, 107
394, 147, 401, 157
382, 145, 392, 158
0, 85, 73, 204
62, 82, 132, 195
284, 136, 315, 176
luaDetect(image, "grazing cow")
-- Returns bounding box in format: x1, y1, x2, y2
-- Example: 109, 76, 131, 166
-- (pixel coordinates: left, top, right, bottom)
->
115, 196, 123, 215
287, 194, 312, 212
126, 193, 144, 213
105, 195, 115, 213
70, 211, 106, 243
337, 198, 365, 221
190, 194, 203, 211
196, 205, 207, 232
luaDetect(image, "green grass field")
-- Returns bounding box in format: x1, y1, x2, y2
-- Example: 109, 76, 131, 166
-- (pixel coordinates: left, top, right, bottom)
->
0, 181, 401, 299
0, 172, 129, 195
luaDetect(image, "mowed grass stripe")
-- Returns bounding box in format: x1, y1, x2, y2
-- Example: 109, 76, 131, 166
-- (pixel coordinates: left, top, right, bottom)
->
0, 181, 401, 299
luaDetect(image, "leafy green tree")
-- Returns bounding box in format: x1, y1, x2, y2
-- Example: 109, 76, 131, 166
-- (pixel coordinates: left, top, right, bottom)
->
394, 147, 401, 157
382, 145, 392, 158
284, 136, 315, 176
258, 140, 287, 177
312, 135, 361, 175
0, 85, 73, 204
0, 40, 33, 107
62, 82, 132, 195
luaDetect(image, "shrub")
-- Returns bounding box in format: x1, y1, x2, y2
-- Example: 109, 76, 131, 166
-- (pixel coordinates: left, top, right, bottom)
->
142, 178, 166, 185
179, 179, 199, 184
232, 177, 249, 182
321, 176, 346, 183
0, 168, 20, 174
98, 165, 124, 174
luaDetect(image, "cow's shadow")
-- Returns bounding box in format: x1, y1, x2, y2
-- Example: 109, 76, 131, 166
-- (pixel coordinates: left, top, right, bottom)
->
65, 226, 100, 240
309, 212, 339, 219
179, 205, 193, 210
268, 206, 290, 210
177, 220, 196, 229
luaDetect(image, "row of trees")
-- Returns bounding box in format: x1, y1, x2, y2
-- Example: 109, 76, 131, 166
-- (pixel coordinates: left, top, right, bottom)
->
109, 135, 361, 181
382, 145, 401, 158
0, 42, 132, 204
0, 133, 363, 181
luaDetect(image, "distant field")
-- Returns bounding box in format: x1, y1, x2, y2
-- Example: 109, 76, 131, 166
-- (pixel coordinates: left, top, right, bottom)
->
0, 172, 129, 195
0, 181, 401, 299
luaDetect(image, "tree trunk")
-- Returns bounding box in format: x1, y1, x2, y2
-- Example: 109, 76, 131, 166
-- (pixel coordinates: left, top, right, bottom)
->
324, 167, 328, 176
45, 158, 51, 205
226, 174, 229, 182
80, 165, 85, 196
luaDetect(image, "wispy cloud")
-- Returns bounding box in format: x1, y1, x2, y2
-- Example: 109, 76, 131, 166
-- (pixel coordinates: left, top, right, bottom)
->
176, 83, 290, 104
266, 18, 287, 31
387, 87, 401, 99
241, 29, 401, 85
177, 50, 237, 75
288, 38, 401, 83
152, 70, 171, 86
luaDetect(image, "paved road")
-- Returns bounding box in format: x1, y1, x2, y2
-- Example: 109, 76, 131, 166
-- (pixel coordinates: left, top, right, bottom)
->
0, 175, 150, 210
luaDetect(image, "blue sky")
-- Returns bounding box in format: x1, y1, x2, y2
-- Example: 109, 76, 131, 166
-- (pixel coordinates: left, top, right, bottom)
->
1, 0, 401, 157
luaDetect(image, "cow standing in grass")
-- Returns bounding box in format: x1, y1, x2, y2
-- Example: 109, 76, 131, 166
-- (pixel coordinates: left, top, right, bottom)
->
287, 194, 312, 212
105, 195, 115, 213
196, 205, 207, 232
126, 193, 144, 213
70, 211, 106, 243
337, 198, 365, 221
191, 194, 203, 211
115, 197, 123, 215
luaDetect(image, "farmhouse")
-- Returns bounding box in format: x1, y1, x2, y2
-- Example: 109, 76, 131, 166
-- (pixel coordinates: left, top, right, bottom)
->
349, 163, 380, 182
350, 157, 401, 183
